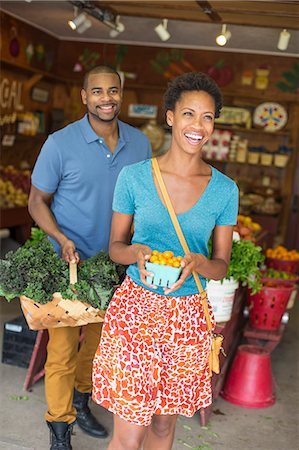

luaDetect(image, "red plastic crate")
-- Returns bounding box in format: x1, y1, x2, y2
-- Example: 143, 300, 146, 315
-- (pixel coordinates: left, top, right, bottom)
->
265, 257, 299, 275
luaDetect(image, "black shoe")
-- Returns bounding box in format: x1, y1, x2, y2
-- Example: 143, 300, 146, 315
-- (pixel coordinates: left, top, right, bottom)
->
47, 421, 73, 450
73, 389, 108, 438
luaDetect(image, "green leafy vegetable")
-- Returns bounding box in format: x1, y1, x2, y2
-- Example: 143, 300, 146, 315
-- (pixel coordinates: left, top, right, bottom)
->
227, 240, 264, 293
69, 251, 126, 309
0, 231, 126, 309
0, 238, 70, 303
209, 238, 265, 293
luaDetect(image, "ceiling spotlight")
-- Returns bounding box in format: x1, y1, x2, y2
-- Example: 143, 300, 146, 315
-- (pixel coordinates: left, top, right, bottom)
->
68, 12, 87, 30
277, 29, 291, 51
76, 18, 92, 34
109, 15, 125, 38
216, 24, 231, 46
155, 18, 171, 42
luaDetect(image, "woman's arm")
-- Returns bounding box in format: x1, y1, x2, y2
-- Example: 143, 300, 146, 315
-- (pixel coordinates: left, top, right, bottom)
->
164, 225, 233, 294
109, 212, 154, 286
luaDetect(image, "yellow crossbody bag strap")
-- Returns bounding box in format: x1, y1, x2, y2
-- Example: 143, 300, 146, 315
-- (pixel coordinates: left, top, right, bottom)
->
152, 157, 213, 332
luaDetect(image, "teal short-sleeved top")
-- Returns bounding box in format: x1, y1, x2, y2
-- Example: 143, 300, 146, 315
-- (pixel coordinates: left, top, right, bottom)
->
112, 159, 239, 297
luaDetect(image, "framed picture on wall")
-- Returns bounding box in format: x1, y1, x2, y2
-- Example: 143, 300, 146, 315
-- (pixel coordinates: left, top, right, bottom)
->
31, 87, 49, 103
34, 110, 45, 133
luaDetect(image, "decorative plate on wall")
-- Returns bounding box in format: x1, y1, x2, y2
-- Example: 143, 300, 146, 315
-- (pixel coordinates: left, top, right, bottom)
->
253, 102, 288, 132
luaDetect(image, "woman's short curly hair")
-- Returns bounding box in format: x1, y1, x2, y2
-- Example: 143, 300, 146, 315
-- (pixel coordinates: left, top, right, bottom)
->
164, 72, 222, 118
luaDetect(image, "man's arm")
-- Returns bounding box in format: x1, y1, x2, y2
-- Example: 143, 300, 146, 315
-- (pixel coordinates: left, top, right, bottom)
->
28, 186, 79, 263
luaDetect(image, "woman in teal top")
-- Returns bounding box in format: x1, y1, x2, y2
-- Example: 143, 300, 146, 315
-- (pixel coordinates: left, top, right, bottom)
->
93, 72, 239, 450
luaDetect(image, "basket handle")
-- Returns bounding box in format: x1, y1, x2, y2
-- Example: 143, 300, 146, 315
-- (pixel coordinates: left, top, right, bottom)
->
69, 262, 77, 285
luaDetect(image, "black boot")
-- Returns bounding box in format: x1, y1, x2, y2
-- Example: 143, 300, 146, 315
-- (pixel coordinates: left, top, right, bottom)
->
73, 388, 108, 438
47, 421, 73, 450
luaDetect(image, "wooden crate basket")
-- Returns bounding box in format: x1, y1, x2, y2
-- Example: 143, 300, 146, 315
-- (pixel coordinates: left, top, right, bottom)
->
20, 294, 105, 330
19, 262, 105, 330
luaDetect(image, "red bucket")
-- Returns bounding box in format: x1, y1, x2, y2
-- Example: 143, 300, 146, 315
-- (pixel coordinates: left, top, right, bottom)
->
248, 284, 294, 331
221, 345, 275, 408
266, 257, 299, 274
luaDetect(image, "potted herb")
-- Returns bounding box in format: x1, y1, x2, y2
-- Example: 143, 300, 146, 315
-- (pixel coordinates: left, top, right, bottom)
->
207, 237, 265, 322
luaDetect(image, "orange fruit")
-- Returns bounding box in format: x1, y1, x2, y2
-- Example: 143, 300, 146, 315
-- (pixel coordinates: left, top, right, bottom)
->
163, 251, 174, 259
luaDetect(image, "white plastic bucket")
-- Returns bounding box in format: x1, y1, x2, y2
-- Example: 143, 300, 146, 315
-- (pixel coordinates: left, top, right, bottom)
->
207, 278, 239, 322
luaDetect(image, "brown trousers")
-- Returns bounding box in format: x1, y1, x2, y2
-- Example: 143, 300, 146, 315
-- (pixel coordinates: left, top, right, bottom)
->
44, 322, 103, 424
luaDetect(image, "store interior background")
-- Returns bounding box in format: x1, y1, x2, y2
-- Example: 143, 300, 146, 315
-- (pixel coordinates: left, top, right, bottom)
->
1, 0, 299, 251
0, 3, 299, 450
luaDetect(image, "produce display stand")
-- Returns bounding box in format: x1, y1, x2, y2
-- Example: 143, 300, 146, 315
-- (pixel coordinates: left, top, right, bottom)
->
24, 326, 86, 391
199, 287, 247, 426
243, 321, 286, 352
23, 329, 48, 391
0, 206, 33, 243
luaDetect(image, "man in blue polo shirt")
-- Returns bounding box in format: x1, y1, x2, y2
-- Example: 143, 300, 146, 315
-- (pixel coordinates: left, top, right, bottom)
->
28, 65, 151, 449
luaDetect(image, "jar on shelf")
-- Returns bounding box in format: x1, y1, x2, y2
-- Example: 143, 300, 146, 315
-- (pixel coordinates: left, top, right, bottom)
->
274, 153, 289, 168
229, 135, 240, 161
260, 150, 273, 166
274, 145, 292, 168
247, 147, 260, 165
236, 139, 248, 163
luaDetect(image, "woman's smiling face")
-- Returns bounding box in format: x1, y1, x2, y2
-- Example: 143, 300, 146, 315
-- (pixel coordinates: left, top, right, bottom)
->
166, 90, 216, 155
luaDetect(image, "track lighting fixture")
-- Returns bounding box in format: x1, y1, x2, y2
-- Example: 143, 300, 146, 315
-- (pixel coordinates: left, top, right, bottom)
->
155, 19, 171, 42
216, 24, 231, 46
109, 15, 125, 38
68, 12, 92, 34
68, 12, 87, 30
76, 18, 92, 34
277, 29, 291, 51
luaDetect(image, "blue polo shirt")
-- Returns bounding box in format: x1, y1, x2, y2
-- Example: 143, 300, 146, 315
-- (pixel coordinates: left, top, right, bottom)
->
113, 159, 239, 296
31, 114, 152, 259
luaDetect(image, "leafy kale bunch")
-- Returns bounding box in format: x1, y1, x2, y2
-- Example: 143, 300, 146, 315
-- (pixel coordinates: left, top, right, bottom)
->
71, 251, 126, 310
226, 239, 265, 293
0, 238, 69, 302
0, 228, 126, 309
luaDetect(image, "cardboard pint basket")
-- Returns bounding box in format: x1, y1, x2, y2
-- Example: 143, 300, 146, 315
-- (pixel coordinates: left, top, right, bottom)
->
19, 262, 106, 330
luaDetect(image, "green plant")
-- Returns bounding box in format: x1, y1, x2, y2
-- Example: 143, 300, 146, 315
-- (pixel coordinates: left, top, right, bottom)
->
0, 229, 126, 309
227, 240, 264, 293
209, 238, 265, 294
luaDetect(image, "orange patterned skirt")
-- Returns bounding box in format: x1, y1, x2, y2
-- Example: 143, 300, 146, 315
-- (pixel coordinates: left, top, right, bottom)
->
92, 276, 214, 426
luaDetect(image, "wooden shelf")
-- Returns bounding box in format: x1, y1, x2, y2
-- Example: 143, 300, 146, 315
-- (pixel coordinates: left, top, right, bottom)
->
1, 58, 79, 85
205, 158, 286, 170
215, 124, 290, 137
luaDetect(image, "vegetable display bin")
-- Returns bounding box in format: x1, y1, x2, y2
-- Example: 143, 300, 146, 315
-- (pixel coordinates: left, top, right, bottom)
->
20, 294, 106, 330
221, 344, 275, 408
248, 284, 294, 331
146, 262, 181, 288
266, 257, 299, 275
206, 278, 239, 322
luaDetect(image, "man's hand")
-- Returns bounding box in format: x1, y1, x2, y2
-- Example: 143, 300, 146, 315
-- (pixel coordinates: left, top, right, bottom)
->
61, 239, 80, 263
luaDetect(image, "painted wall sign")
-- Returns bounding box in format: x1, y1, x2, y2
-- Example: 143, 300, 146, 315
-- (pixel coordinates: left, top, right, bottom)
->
0, 78, 24, 110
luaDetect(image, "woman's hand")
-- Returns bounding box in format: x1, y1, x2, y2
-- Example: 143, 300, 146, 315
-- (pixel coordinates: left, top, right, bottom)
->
132, 244, 157, 289
163, 252, 205, 294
